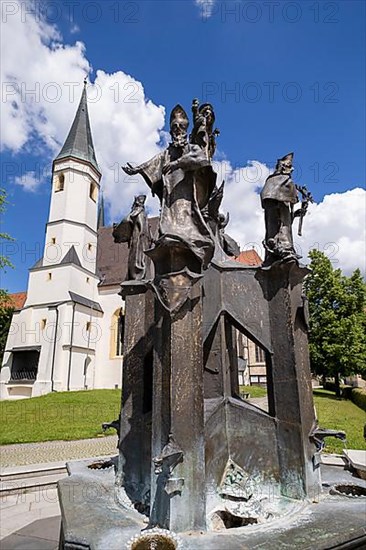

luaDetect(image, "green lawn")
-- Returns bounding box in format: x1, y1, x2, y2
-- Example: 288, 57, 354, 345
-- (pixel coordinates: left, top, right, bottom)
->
0, 389, 121, 445
313, 389, 366, 452
240, 385, 268, 398
0, 388, 365, 451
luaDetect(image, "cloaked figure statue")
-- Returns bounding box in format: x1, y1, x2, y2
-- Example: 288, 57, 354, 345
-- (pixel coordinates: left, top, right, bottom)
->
190, 99, 220, 160
202, 181, 240, 262
112, 194, 152, 281
261, 152, 311, 266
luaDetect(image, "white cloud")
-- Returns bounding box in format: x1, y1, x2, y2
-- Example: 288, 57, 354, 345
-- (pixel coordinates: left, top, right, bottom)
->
14, 170, 42, 192
194, 0, 216, 19
88, 70, 165, 219
0, 3, 90, 153
0, 1, 165, 219
1, 2, 365, 276
212, 159, 269, 258
296, 188, 366, 275
70, 23, 80, 34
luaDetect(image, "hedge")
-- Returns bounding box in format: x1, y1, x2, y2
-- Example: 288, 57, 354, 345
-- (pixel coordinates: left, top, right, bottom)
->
323, 382, 366, 412
323, 381, 352, 396
351, 388, 366, 412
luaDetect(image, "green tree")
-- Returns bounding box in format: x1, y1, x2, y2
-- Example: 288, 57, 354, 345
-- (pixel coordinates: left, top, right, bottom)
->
0, 188, 14, 271
304, 250, 366, 397
0, 299, 14, 365
0, 188, 15, 363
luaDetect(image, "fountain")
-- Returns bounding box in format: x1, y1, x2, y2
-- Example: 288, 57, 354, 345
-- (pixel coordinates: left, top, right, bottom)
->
58, 99, 366, 549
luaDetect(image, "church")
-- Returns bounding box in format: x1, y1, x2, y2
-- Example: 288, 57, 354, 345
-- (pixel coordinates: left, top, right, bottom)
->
0, 86, 263, 400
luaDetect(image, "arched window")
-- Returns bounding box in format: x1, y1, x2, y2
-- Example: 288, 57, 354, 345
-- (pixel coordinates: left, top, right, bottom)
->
255, 345, 265, 363
55, 173, 65, 192
89, 181, 98, 202
110, 308, 125, 358
117, 309, 125, 356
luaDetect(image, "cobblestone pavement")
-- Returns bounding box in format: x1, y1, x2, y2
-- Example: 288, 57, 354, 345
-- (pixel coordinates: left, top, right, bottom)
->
0, 436, 118, 468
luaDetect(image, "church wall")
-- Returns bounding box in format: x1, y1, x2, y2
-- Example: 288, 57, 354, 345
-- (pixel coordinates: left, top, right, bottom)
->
0, 305, 55, 399
51, 303, 102, 393
94, 287, 124, 390
49, 159, 99, 232
43, 222, 97, 273
26, 265, 99, 307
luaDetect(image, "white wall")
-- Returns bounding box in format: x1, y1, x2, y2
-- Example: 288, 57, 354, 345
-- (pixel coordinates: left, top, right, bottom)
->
0, 300, 104, 399
94, 286, 124, 390
26, 264, 99, 307
49, 159, 100, 229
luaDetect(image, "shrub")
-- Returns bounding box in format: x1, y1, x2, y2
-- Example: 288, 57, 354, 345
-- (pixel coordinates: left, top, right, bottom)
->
341, 386, 354, 400
351, 388, 366, 412
323, 381, 352, 397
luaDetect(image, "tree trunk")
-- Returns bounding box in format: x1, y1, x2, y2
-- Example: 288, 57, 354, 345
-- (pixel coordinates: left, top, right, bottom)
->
334, 371, 341, 398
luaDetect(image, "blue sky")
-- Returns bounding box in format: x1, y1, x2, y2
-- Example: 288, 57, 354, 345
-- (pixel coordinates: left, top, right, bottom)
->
1, 0, 365, 292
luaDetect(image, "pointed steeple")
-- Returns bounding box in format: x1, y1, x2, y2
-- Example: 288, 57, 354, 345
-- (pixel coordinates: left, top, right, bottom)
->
97, 192, 105, 228
55, 80, 100, 173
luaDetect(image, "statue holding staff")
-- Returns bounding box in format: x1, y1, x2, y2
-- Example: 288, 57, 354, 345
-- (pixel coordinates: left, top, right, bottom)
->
261, 152, 312, 266
122, 104, 217, 311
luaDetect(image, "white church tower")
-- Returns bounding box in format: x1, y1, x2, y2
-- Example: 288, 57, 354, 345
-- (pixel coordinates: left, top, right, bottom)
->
1, 83, 106, 399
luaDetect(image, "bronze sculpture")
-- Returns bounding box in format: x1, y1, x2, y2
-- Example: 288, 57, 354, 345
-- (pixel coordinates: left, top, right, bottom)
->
261, 152, 305, 265
112, 194, 152, 281
190, 98, 220, 159
122, 104, 217, 311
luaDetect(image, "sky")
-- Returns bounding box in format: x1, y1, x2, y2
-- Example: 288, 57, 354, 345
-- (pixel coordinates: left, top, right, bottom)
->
1, 0, 365, 293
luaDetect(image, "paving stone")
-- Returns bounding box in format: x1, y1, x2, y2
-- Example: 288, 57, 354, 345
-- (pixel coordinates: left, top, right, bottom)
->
0, 532, 58, 550
0, 435, 118, 468
0, 516, 60, 549
0, 493, 19, 509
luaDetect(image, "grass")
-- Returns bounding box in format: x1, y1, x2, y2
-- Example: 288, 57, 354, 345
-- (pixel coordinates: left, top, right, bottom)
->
313, 389, 366, 452
240, 385, 268, 398
0, 387, 365, 452
0, 389, 121, 445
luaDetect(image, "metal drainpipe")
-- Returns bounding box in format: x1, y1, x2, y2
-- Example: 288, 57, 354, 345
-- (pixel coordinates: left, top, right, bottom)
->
50, 305, 59, 392
67, 302, 76, 391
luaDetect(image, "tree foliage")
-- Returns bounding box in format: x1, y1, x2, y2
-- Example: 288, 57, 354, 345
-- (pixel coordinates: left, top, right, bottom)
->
0, 188, 15, 363
0, 188, 14, 271
304, 250, 366, 395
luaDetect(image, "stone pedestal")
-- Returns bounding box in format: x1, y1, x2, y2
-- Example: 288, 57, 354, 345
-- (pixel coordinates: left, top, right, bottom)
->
150, 282, 206, 532
112, 261, 320, 535
202, 261, 320, 501
261, 262, 319, 498
116, 282, 155, 510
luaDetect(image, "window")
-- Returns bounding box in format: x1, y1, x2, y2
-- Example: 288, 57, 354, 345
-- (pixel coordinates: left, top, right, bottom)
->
41, 319, 47, 330
51, 237, 56, 244
88, 243, 92, 251
255, 345, 265, 363
86, 321, 91, 332
55, 173, 65, 192
10, 350, 39, 381
47, 272, 52, 281
110, 308, 124, 358
89, 182, 98, 202
86, 277, 90, 284
116, 310, 125, 356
